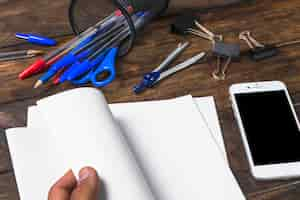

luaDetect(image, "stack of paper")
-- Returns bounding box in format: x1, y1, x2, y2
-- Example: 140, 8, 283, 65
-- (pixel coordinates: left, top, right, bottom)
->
6, 88, 245, 200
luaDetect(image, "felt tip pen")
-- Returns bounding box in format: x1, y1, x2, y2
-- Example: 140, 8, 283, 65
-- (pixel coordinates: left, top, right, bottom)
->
16, 33, 57, 46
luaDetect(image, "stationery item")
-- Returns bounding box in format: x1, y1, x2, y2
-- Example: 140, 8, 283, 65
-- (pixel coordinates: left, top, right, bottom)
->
70, 22, 126, 57
187, 22, 241, 81
18, 53, 62, 80
193, 96, 227, 159
239, 31, 300, 61
33, 35, 97, 88
170, 14, 198, 35
212, 41, 240, 80
0, 50, 44, 62
6, 88, 245, 200
15, 33, 57, 46
21, 10, 124, 80
62, 52, 107, 83
133, 42, 206, 94
71, 47, 118, 87
64, 12, 153, 86
186, 20, 223, 43
239, 31, 278, 61
33, 12, 151, 88
58, 24, 128, 83
61, 34, 125, 86
52, 68, 67, 85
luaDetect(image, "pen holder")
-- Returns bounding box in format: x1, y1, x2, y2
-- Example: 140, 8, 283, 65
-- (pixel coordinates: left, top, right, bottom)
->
68, 0, 253, 55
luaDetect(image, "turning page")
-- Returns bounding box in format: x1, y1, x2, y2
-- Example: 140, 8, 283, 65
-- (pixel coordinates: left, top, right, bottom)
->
7, 88, 154, 200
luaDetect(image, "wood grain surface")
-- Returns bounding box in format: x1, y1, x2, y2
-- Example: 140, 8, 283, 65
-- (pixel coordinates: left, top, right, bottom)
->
1, 0, 300, 199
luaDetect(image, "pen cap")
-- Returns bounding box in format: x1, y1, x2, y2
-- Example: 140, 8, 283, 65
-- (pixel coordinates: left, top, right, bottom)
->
16, 33, 57, 46
19, 59, 46, 80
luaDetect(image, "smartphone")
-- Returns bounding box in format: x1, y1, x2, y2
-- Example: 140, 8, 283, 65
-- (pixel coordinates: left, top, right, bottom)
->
230, 81, 300, 180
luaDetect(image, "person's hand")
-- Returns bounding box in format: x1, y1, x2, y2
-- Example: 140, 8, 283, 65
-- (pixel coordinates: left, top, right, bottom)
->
48, 167, 101, 200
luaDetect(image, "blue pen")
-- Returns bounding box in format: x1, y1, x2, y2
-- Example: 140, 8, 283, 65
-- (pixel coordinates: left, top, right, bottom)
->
16, 33, 57, 46
33, 36, 95, 88
58, 26, 125, 83
49, 46, 92, 74
59, 51, 107, 83
57, 61, 81, 83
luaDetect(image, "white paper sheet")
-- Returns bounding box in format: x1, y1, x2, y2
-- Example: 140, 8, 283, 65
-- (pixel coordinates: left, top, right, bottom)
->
193, 97, 227, 159
6, 127, 69, 200
111, 95, 244, 200
8, 88, 154, 200
6, 88, 244, 200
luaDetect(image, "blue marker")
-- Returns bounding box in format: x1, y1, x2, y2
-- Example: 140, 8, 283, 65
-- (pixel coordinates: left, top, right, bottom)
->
16, 33, 57, 46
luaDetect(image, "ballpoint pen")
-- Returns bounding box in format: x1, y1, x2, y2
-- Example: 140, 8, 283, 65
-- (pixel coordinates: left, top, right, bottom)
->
0, 50, 44, 62
33, 22, 126, 88
33, 35, 96, 88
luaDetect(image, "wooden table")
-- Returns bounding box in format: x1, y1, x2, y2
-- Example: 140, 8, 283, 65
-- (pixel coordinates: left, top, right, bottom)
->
1, 0, 300, 199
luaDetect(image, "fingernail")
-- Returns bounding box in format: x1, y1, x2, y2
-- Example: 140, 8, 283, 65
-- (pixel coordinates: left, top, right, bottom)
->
79, 168, 90, 183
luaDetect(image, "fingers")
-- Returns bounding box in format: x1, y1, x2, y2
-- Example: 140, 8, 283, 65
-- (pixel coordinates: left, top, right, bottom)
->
48, 169, 77, 200
71, 167, 101, 200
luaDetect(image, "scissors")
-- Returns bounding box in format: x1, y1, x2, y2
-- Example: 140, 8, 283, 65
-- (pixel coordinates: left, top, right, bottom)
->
70, 47, 118, 87
63, 12, 151, 87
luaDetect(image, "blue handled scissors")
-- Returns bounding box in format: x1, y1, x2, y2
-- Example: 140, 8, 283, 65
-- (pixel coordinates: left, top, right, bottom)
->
70, 47, 118, 87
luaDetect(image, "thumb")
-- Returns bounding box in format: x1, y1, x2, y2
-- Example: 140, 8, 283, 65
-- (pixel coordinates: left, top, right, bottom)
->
71, 167, 101, 200
48, 169, 77, 200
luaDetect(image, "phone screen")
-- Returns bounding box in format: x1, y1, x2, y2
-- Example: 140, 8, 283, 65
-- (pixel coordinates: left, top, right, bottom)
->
235, 90, 300, 166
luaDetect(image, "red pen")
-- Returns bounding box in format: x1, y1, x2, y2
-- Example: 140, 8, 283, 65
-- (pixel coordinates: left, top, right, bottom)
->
18, 53, 64, 79
52, 67, 67, 85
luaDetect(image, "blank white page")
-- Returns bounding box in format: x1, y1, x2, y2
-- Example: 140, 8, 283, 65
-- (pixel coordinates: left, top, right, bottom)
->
110, 95, 245, 200
6, 127, 69, 200
8, 88, 154, 200
194, 97, 227, 159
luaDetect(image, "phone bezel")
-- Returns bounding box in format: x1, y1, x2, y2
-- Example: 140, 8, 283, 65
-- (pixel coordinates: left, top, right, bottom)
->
230, 81, 300, 180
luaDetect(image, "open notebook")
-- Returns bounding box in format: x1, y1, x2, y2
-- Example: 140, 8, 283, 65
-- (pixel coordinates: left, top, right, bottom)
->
6, 88, 245, 200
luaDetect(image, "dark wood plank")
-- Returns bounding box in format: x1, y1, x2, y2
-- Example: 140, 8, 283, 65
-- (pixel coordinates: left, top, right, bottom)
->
0, 0, 71, 48
1, 0, 300, 110
0, 172, 18, 200
2, 0, 300, 199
